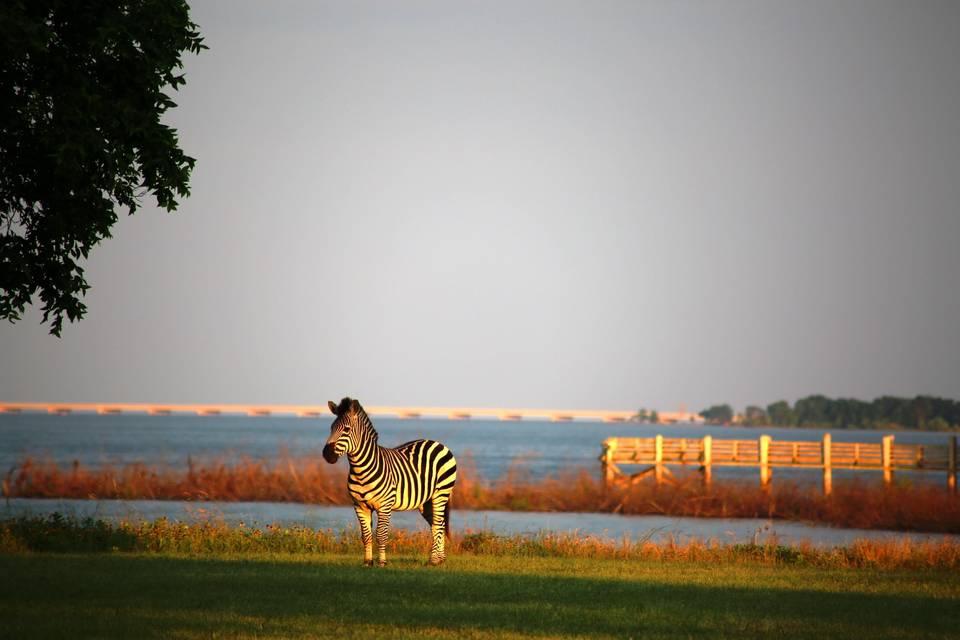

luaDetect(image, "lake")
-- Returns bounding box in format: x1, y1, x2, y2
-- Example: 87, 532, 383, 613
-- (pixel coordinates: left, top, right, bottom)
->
5, 498, 958, 548
1, 411, 953, 483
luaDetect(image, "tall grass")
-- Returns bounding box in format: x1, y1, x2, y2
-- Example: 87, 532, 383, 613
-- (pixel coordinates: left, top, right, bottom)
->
2, 514, 959, 570
5, 454, 960, 532
4, 454, 345, 503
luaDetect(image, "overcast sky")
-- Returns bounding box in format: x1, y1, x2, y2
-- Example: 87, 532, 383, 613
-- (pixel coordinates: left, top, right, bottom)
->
2, 0, 959, 412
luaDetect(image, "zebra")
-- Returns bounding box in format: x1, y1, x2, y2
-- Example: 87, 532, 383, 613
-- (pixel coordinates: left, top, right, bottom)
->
322, 397, 457, 566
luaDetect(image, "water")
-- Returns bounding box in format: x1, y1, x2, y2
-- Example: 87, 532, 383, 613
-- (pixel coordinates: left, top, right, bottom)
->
2, 413, 955, 545
4, 497, 956, 548
0, 412, 952, 483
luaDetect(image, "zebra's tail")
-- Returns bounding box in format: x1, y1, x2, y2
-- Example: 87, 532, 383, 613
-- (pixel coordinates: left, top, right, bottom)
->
444, 499, 451, 539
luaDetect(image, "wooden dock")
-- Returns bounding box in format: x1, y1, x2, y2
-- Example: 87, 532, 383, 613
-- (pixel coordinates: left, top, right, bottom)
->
600, 434, 958, 494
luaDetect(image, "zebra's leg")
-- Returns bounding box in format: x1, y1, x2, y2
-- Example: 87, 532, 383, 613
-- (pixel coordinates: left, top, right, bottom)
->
354, 503, 374, 566
375, 505, 393, 567
428, 494, 449, 566
418, 501, 433, 528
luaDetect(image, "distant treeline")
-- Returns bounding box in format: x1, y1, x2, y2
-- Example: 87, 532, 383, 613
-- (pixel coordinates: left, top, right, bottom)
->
698, 395, 960, 431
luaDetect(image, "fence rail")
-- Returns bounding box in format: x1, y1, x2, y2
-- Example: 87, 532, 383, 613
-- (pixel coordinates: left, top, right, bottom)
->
600, 434, 958, 495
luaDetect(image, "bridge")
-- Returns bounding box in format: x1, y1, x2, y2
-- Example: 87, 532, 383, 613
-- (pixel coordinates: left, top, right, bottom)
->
0, 401, 680, 423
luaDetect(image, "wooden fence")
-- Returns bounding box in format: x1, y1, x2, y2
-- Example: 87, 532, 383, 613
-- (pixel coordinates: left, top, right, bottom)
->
600, 434, 958, 495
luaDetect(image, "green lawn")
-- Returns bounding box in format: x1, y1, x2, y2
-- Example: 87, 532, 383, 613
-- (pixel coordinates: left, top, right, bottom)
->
1, 553, 957, 639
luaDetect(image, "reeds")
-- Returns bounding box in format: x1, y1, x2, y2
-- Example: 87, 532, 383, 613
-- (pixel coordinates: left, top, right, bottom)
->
458, 462, 960, 533
2, 514, 958, 570
5, 454, 960, 533
4, 454, 346, 503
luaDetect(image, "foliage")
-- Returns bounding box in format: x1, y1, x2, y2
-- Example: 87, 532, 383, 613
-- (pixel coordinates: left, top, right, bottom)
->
759, 395, 960, 431
742, 405, 768, 426
633, 408, 660, 423
699, 404, 734, 424
766, 400, 795, 426
0, 0, 205, 335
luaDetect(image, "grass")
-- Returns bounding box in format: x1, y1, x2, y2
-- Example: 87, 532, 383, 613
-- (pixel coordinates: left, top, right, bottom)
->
3, 514, 960, 570
1, 551, 958, 639
2, 516, 959, 638
6, 454, 960, 532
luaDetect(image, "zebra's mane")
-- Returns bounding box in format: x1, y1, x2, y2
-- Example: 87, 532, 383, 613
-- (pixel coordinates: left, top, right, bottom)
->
334, 397, 353, 416
337, 397, 378, 443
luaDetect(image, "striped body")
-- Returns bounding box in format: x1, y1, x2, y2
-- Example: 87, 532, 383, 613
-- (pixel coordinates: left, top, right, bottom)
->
324, 397, 457, 566
349, 439, 456, 511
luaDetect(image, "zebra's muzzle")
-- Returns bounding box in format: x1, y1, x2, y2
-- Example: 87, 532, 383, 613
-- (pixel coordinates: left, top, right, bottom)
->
322, 443, 339, 464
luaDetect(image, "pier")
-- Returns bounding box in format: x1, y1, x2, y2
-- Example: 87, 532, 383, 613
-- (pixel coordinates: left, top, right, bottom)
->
601, 434, 959, 494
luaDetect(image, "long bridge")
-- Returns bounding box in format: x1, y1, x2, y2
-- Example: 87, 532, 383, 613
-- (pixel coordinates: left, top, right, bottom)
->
0, 401, 702, 423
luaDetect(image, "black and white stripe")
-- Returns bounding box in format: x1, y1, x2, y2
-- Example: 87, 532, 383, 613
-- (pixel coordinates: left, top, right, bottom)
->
323, 397, 457, 566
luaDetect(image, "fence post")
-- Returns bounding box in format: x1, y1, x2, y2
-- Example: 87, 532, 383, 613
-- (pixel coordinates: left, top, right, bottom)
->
602, 439, 617, 488
759, 435, 771, 488
654, 434, 664, 485
822, 433, 832, 496
701, 435, 713, 487
949, 435, 957, 495
882, 435, 894, 486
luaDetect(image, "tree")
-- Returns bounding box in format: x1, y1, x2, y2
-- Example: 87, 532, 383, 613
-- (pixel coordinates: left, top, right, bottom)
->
927, 416, 951, 432
699, 404, 733, 425
793, 395, 831, 426
697, 395, 960, 431
766, 400, 795, 426
832, 397, 871, 428
1, 1, 205, 335
649, 410, 659, 424
743, 405, 768, 426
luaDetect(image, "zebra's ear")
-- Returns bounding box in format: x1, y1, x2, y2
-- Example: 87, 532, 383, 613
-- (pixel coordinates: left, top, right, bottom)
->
328, 400, 339, 415
350, 399, 361, 413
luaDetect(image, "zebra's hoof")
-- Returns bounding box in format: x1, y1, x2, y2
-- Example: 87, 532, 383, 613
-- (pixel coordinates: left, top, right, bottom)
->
363, 560, 373, 567
377, 561, 388, 568
427, 558, 445, 567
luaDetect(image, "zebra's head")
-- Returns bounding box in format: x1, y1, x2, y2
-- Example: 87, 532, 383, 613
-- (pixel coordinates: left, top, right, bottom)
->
322, 397, 373, 463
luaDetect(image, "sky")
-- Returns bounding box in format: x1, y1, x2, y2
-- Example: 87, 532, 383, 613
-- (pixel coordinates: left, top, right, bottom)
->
2, 0, 959, 412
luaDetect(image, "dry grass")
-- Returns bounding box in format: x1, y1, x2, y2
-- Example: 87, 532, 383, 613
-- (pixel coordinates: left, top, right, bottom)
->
5, 454, 960, 533
4, 454, 346, 503
457, 460, 960, 533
